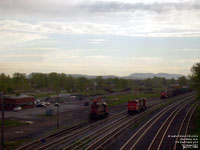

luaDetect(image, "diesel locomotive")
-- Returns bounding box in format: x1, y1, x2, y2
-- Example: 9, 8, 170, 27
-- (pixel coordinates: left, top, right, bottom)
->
128, 98, 147, 114
89, 98, 109, 120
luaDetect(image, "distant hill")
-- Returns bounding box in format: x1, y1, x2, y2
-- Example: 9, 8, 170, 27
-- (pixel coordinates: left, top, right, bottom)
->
66, 74, 118, 79
126, 73, 183, 79
27, 73, 184, 80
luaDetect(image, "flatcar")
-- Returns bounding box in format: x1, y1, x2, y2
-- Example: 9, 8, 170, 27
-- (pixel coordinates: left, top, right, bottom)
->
89, 98, 108, 120
128, 98, 147, 114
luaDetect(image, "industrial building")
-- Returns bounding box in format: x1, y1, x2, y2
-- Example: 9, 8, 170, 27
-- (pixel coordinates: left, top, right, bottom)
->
0, 95, 35, 111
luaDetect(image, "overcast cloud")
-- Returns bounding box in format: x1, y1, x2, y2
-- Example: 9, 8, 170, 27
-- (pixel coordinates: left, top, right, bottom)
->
0, 0, 199, 75
0, 0, 199, 16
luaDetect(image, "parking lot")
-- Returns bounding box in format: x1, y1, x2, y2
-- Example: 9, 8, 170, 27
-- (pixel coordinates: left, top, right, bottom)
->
0, 99, 89, 120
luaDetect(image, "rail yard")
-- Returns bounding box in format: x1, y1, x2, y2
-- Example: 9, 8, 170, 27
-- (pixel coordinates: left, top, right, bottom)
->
14, 90, 198, 150
1, 1, 200, 149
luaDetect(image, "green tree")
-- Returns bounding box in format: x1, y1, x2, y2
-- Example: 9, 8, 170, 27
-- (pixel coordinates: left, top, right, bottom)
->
190, 62, 200, 95
77, 77, 88, 91
30, 73, 48, 89
48, 72, 60, 91
65, 75, 76, 92
152, 76, 162, 88
178, 76, 188, 86
95, 76, 104, 90
144, 78, 153, 88
12, 73, 29, 91
0, 73, 11, 93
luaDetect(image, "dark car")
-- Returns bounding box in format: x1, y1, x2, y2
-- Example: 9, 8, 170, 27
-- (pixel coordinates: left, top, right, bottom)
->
84, 102, 89, 106
54, 103, 60, 107
36, 104, 46, 107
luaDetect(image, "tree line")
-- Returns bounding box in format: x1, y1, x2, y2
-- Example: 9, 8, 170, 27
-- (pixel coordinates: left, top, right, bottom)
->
0, 72, 190, 94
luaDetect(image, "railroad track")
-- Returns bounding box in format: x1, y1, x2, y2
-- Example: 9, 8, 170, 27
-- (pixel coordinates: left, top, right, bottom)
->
17, 110, 127, 150
17, 92, 194, 150
16, 121, 89, 150
40, 111, 129, 150
147, 100, 195, 150
61, 94, 195, 150
63, 102, 164, 150
115, 94, 196, 150
84, 95, 195, 150
173, 101, 199, 150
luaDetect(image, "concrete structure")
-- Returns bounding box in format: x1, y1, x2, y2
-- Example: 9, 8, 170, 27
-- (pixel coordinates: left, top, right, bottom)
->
0, 95, 35, 111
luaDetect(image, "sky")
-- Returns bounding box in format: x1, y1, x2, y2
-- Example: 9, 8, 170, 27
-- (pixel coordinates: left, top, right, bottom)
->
0, 0, 200, 76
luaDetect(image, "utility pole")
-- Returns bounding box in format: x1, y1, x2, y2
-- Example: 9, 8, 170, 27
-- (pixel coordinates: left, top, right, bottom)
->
1, 93, 5, 150
56, 104, 59, 129
55, 91, 60, 129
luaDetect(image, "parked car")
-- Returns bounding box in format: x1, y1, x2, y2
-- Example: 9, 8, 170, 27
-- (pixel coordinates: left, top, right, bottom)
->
13, 106, 22, 111
54, 103, 60, 107
44, 102, 51, 106
84, 102, 89, 106
36, 104, 46, 107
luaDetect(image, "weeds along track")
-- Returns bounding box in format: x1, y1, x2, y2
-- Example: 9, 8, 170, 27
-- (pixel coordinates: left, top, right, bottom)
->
39, 112, 128, 150
17, 92, 194, 150
60, 93, 195, 150
84, 95, 195, 150
16, 121, 90, 150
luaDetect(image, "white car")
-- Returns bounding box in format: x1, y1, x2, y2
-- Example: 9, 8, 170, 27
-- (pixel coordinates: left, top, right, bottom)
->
44, 102, 51, 106
13, 106, 22, 111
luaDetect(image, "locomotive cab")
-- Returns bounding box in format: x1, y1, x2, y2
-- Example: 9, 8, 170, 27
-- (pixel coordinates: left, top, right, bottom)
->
128, 98, 147, 114
89, 98, 108, 120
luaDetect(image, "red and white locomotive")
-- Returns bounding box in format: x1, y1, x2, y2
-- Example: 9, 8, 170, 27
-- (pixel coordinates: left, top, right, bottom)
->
89, 98, 109, 120
128, 98, 147, 114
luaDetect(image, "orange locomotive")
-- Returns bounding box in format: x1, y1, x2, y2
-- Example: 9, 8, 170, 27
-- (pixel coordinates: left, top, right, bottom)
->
89, 98, 109, 120
128, 98, 147, 114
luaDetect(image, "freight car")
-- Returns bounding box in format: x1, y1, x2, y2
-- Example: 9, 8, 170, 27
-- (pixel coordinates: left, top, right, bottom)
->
160, 86, 192, 99
89, 98, 108, 120
128, 98, 147, 114
160, 91, 172, 99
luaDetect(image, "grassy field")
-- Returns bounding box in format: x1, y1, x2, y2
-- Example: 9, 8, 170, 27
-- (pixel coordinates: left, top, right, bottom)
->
4, 140, 25, 150
79, 90, 108, 96
32, 90, 108, 98
0, 119, 29, 128
33, 92, 56, 98
106, 92, 160, 106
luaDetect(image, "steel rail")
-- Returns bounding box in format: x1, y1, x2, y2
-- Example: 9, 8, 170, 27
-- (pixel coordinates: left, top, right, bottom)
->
182, 102, 199, 148
36, 93, 193, 150
156, 101, 197, 150
17, 110, 126, 150
16, 92, 194, 150
84, 95, 194, 150
147, 98, 195, 150
120, 95, 194, 150
173, 101, 198, 150
65, 94, 177, 150
63, 114, 128, 150
36, 111, 127, 150
46, 113, 128, 150
16, 121, 89, 150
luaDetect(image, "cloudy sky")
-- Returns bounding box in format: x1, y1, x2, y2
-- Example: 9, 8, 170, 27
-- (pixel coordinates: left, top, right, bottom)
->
0, 0, 200, 76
